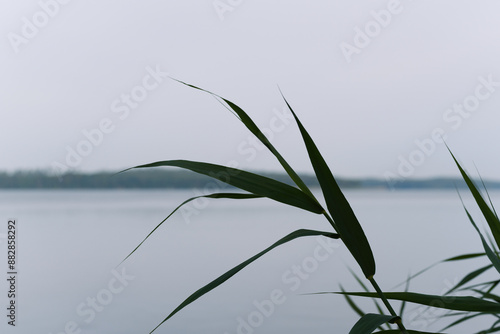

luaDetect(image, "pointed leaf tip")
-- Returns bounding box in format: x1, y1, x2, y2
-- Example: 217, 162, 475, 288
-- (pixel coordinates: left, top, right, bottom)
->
132, 159, 324, 214
282, 95, 375, 278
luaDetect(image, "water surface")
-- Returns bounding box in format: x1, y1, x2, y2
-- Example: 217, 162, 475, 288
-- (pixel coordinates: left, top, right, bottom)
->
0, 189, 496, 333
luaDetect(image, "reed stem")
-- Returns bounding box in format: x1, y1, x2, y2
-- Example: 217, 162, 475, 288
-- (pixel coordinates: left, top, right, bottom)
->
370, 278, 409, 334
323, 211, 408, 333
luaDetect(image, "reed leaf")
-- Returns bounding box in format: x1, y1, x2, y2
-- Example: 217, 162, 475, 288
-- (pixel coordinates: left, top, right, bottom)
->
399, 272, 411, 317
457, 280, 500, 292
348, 267, 388, 325
460, 198, 500, 276
331, 292, 500, 313
449, 148, 500, 250
282, 94, 375, 278
349, 314, 399, 334
375, 331, 447, 334
446, 264, 493, 294
392, 252, 487, 291
341, 285, 366, 319
120, 193, 263, 264
440, 313, 483, 331
471, 289, 500, 303
150, 229, 339, 332
126, 160, 324, 214
476, 324, 500, 334
173, 79, 318, 201
444, 253, 487, 262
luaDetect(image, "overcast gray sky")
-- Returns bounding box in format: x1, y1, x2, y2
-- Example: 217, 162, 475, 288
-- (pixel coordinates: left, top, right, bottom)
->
1, 1, 500, 182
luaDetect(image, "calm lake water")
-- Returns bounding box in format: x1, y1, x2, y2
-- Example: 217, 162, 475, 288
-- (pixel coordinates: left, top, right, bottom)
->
0, 189, 498, 334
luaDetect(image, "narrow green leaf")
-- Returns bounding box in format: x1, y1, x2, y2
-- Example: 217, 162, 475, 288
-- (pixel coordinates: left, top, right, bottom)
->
349, 267, 370, 292
341, 285, 366, 318
440, 313, 483, 331
221, 98, 318, 199
399, 272, 411, 317
172, 78, 319, 202
448, 148, 500, 249
471, 289, 500, 303
392, 263, 438, 290
460, 279, 500, 291
485, 280, 500, 294
477, 166, 500, 221
348, 267, 387, 326
375, 331, 447, 334
446, 264, 493, 294
460, 197, 500, 276
443, 252, 487, 262
283, 95, 375, 278
150, 229, 339, 333
125, 160, 324, 214
331, 291, 500, 313
476, 323, 500, 334
119, 192, 263, 264
349, 314, 399, 334
486, 231, 500, 254
391, 253, 487, 290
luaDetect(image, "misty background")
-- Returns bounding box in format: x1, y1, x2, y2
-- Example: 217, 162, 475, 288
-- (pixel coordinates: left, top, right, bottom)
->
2, 3, 500, 333
1, 1, 500, 181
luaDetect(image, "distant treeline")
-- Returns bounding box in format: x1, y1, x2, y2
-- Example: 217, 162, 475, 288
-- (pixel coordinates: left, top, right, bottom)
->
0, 170, 326, 189
0, 170, 499, 190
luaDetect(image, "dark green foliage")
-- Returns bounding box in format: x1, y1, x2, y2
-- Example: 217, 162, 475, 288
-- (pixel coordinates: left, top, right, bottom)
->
120, 81, 500, 334
121, 82, 410, 333
337, 150, 500, 333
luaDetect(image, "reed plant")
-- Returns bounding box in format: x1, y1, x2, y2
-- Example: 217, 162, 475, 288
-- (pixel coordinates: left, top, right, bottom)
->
121, 82, 500, 333
335, 151, 500, 333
